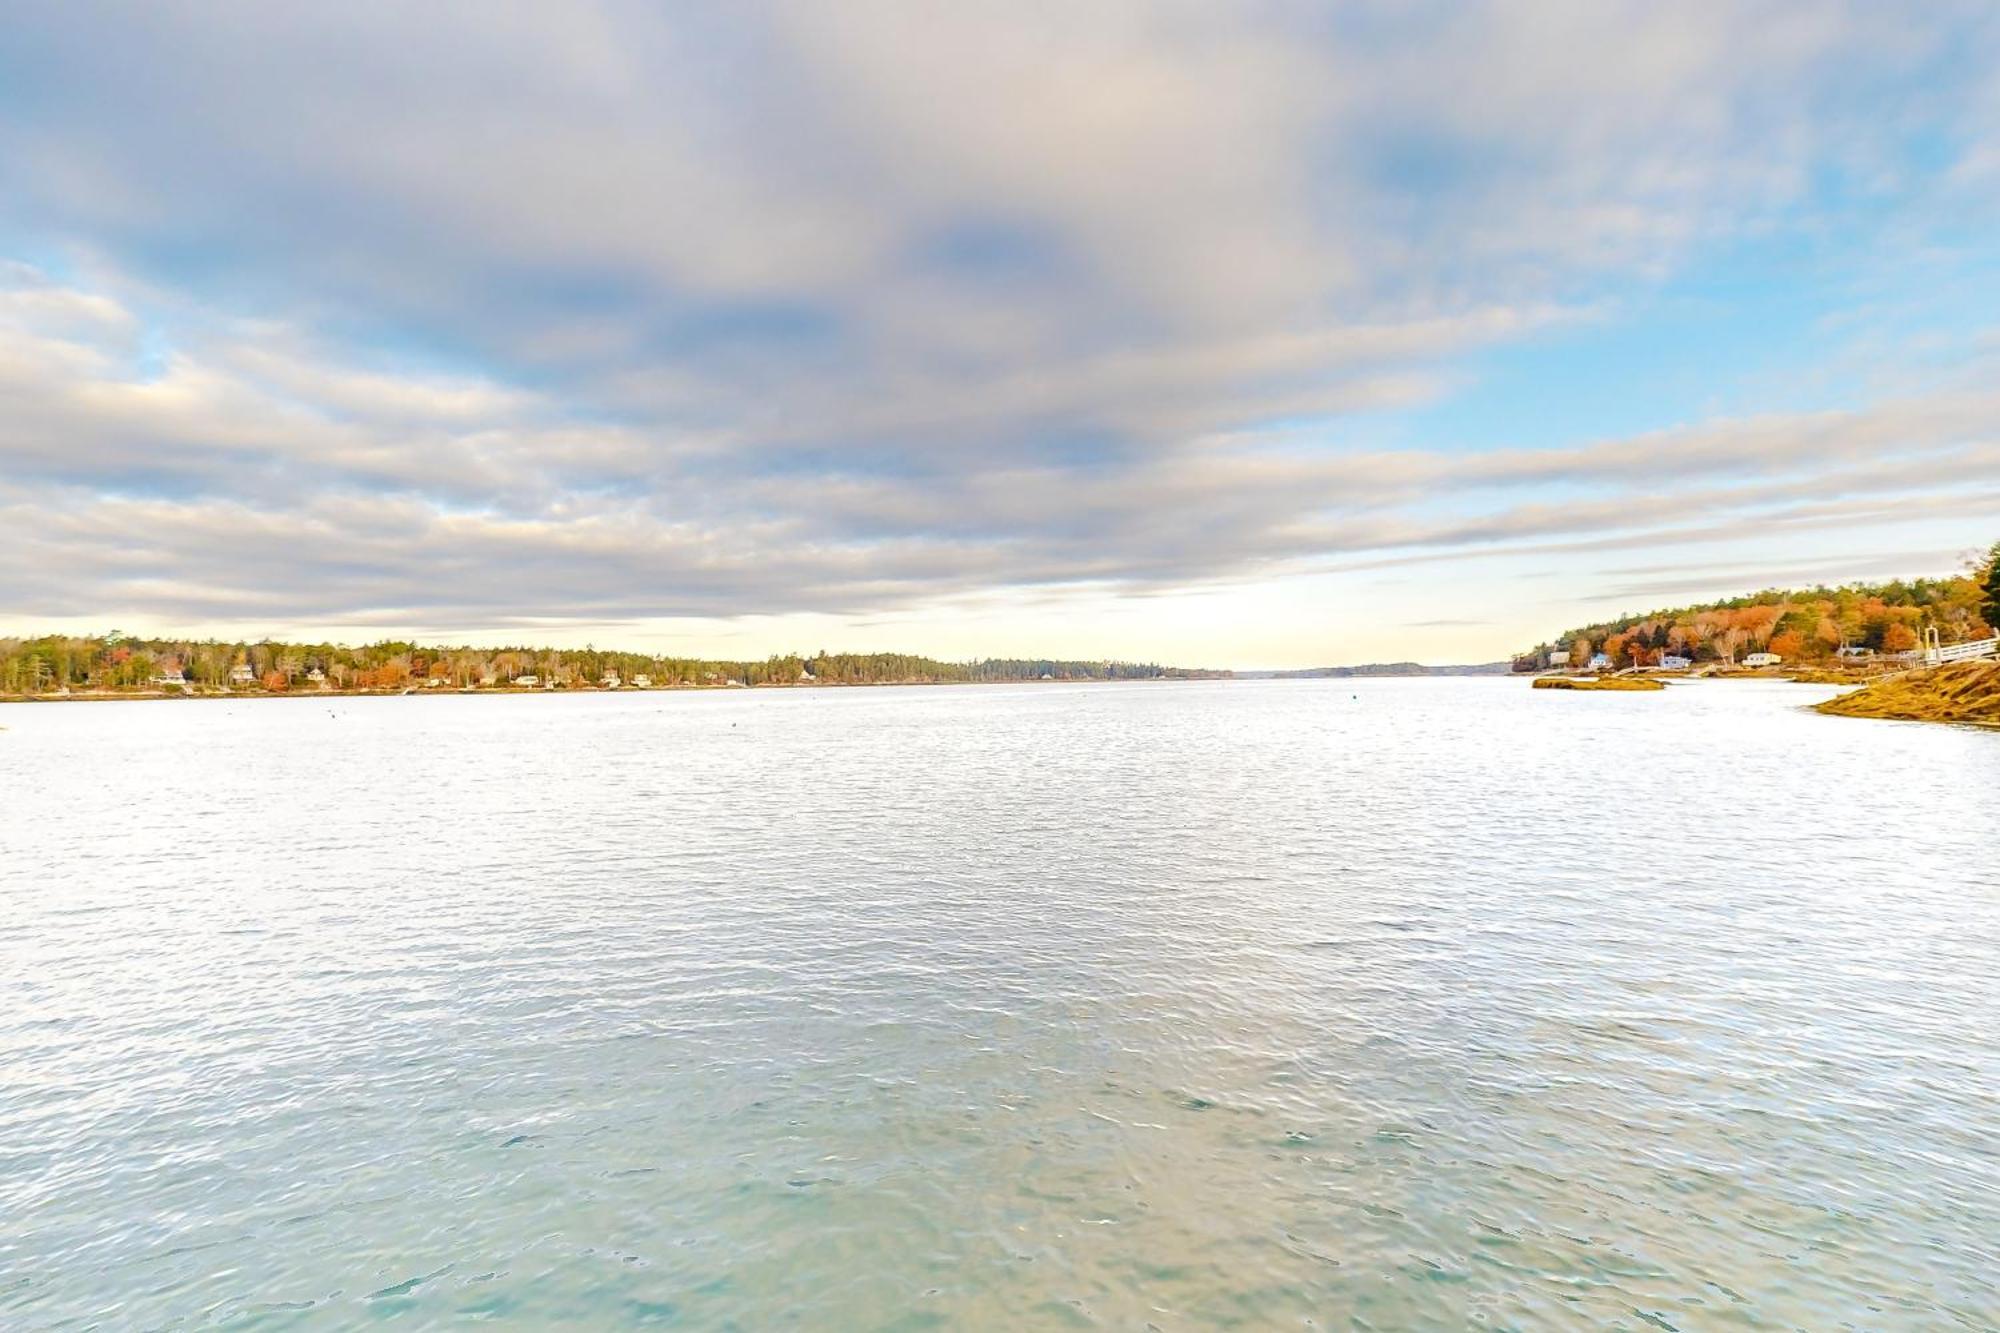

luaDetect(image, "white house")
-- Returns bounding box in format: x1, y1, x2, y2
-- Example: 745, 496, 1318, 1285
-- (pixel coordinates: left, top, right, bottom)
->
152, 673, 188, 689
631, 674, 652, 689
1658, 654, 1691, 670
1588, 652, 1613, 670
229, 663, 256, 684
513, 674, 540, 688
1547, 649, 1573, 668
601, 673, 622, 689
305, 667, 327, 685
1743, 652, 1782, 668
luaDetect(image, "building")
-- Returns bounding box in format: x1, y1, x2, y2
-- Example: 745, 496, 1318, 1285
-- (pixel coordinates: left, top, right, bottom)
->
228, 663, 256, 685
305, 667, 327, 685
601, 673, 622, 689
1588, 652, 1613, 670
630, 674, 652, 688
1835, 645, 1874, 659
513, 674, 540, 687
1657, 654, 1691, 670
1743, 652, 1782, 668
1547, 649, 1573, 668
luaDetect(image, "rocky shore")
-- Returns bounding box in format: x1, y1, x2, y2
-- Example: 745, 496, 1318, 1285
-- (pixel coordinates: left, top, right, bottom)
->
1815, 662, 2000, 727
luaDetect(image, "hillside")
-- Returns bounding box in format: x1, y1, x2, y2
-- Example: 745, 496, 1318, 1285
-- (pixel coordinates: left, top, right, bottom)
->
1515, 555, 1995, 671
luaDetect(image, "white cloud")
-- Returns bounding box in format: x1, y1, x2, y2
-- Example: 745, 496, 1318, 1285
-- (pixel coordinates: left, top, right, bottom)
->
0, 3, 1995, 649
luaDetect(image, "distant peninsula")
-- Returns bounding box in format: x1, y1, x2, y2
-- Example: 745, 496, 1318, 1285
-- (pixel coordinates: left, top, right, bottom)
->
0, 633, 1231, 699
1242, 661, 1512, 679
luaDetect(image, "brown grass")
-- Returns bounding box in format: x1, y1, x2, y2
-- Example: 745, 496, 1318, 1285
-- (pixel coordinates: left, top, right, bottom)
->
1783, 665, 1897, 686
1532, 675, 1666, 692
1815, 661, 2000, 727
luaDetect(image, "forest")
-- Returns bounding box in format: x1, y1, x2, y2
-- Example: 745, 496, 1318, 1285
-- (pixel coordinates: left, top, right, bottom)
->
0, 636, 1226, 696
1515, 544, 2000, 672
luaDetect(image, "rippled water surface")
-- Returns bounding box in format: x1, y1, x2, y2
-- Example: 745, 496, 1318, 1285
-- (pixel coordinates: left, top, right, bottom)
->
3, 679, 1997, 1329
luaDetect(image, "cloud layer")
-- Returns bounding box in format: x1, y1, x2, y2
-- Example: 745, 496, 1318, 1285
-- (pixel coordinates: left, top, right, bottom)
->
1, 3, 1996, 642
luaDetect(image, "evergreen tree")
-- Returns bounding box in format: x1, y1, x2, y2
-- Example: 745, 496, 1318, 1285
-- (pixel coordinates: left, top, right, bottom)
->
1982, 540, 2000, 633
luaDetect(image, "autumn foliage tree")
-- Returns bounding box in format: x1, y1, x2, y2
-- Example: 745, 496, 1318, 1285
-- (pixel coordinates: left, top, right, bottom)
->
1767, 631, 1805, 660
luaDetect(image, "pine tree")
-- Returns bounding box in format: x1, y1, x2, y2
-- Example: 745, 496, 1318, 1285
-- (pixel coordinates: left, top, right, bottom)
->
1981, 540, 2000, 634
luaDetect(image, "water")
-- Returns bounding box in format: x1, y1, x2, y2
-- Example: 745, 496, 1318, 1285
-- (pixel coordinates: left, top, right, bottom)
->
3, 679, 1996, 1329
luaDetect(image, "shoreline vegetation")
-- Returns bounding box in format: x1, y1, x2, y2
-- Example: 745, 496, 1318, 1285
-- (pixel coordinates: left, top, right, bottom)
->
1513, 550, 1996, 676
0, 636, 1231, 702
1514, 543, 2000, 726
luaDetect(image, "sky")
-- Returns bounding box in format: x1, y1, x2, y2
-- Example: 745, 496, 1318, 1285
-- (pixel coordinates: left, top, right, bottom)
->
2, 2, 1997, 669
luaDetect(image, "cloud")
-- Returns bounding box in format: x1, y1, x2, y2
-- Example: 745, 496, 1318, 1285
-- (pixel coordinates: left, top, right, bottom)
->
0, 4, 1996, 635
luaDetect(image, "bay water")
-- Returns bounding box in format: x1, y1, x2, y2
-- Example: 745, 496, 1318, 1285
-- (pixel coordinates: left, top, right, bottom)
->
3, 679, 1996, 1327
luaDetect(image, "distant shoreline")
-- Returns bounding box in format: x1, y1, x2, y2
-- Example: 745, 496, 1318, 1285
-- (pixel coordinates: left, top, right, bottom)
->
1, 676, 1229, 704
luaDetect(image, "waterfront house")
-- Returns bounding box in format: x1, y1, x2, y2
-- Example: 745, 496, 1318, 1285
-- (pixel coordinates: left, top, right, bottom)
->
305, 667, 327, 685
229, 663, 255, 685
1588, 652, 1613, 670
601, 673, 622, 689
513, 674, 539, 687
631, 674, 652, 688
1743, 652, 1782, 668
1658, 654, 1691, 670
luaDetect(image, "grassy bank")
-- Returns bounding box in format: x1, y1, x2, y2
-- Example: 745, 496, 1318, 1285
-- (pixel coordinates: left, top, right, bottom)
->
1815, 662, 2000, 727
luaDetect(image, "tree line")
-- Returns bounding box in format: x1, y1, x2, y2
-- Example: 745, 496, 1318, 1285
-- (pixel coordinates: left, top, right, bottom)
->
0, 635, 1228, 696
1514, 543, 1999, 672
